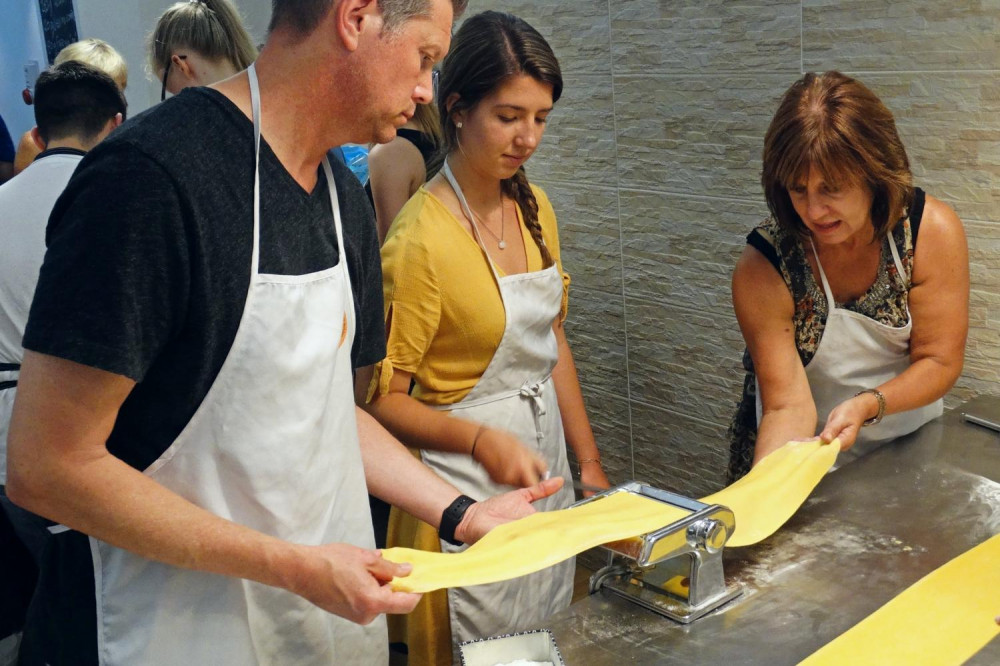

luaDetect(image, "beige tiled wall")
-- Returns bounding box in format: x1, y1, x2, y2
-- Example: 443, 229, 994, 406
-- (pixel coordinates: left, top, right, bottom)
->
465, 1, 1000, 496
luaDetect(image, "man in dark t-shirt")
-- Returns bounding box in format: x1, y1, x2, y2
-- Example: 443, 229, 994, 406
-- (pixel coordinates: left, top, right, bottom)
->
6, 1, 562, 664
25, 87, 385, 474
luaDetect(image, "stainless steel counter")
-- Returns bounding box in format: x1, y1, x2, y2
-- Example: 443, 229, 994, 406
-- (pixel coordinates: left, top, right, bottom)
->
539, 398, 1000, 664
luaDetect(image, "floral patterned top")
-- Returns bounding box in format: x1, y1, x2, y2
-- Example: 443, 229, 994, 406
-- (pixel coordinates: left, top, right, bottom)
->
726, 189, 925, 482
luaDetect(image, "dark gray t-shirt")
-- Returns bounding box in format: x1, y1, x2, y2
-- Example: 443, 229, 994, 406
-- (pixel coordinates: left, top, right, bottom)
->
23, 87, 385, 473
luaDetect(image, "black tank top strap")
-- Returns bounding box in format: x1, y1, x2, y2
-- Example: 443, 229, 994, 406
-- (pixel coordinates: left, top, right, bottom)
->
909, 187, 926, 246
747, 228, 782, 274
365, 129, 439, 207
395, 128, 437, 165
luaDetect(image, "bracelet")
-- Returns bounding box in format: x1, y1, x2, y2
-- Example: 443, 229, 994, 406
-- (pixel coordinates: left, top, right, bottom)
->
439, 494, 476, 546
470, 424, 488, 460
855, 388, 886, 426
577, 457, 601, 465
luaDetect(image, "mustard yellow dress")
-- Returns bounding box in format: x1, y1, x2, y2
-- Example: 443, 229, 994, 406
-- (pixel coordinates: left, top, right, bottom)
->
373, 185, 569, 665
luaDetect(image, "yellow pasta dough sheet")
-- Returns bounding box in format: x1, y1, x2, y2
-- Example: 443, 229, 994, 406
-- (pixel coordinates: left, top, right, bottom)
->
704, 436, 839, 547
382, 439, 839, 593
799, 532, 1000, 666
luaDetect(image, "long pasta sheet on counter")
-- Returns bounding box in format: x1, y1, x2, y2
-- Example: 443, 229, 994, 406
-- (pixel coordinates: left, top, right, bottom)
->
382, 438, 839, 593
799, 532, 1000, 666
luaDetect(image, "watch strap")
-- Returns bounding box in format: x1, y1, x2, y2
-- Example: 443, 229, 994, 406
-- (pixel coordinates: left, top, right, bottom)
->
439, 494, 476, 546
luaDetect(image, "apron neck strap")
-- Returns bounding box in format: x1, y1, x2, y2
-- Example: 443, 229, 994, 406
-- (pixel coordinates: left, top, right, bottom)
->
886, 229, 907, 288
442, 159, 503, 285
320, 157, 347, 282
247, 64, 345, 283
248, 64, 263, 276
808, 239, 838, 309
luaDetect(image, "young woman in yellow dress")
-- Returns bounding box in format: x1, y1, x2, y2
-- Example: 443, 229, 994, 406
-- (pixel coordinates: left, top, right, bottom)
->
362, 11, 609, 664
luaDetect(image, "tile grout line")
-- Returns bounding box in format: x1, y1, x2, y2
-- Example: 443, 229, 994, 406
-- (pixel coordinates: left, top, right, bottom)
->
627, 395, 730, 431
605, 1, 636, 481
539, 178, 766, 206
539, 177, 998, 220
608, 69, 1000, 79
624, 295, 740, 320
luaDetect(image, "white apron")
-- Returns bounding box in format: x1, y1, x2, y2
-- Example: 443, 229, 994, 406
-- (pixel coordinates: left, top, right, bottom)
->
83, 65, 386, 665
756, 233, 942, 465
420, 163, 575, 649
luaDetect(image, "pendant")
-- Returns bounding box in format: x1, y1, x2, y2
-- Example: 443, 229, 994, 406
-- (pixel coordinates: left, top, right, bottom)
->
498, 240, 507, 250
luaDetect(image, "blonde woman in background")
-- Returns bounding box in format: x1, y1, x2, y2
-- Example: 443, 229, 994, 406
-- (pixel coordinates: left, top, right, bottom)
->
150, 0, 257, 102
367, 102, 443, 244
55, 38, 128, 88
12, 38, 127, 175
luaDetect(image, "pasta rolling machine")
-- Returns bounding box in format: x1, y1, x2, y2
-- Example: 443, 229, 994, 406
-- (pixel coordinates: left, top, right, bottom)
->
581, 482, 743, 623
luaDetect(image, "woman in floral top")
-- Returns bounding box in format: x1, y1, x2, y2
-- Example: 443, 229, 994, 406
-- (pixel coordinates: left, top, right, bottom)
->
728, 71, 969, 482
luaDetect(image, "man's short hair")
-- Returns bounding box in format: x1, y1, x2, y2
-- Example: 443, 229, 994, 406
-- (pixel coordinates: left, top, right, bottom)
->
33, 61, 128, 145
268, 0, 467, 37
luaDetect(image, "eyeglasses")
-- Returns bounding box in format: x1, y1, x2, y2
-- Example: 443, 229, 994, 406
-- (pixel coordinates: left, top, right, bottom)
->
160, 55, 187, 101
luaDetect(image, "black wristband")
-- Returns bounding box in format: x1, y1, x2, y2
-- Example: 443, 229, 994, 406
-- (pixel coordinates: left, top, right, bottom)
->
439, 494, 476, 546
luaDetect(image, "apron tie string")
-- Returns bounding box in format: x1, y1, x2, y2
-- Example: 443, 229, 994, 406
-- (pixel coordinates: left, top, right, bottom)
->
519, 381, 547, 443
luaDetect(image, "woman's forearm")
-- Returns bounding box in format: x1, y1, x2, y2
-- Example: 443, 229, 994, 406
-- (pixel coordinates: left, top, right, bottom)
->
874, 355, 963, 418
754, 402, 819, 465
366, 389, 481, 456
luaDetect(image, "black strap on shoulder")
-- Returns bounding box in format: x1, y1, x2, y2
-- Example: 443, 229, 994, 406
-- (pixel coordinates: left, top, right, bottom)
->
395, 128, 437, 164
746, 229, 782, 274
395, 128, 422, 143
909, 187, 926, 246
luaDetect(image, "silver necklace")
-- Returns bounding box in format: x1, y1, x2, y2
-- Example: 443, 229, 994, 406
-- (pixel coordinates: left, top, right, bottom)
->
470, 194, 506, 250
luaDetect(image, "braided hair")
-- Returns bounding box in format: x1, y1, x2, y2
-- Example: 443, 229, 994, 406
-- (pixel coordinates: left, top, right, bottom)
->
436, 11, 562, 267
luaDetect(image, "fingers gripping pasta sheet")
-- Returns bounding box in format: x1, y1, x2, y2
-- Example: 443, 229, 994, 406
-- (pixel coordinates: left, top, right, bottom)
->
382, 439, 839, 593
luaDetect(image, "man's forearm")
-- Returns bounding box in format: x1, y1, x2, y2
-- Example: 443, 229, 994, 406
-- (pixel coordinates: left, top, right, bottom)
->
356, 405, 461, 529
7, 352, 308, 594
11, 446, 308, 590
